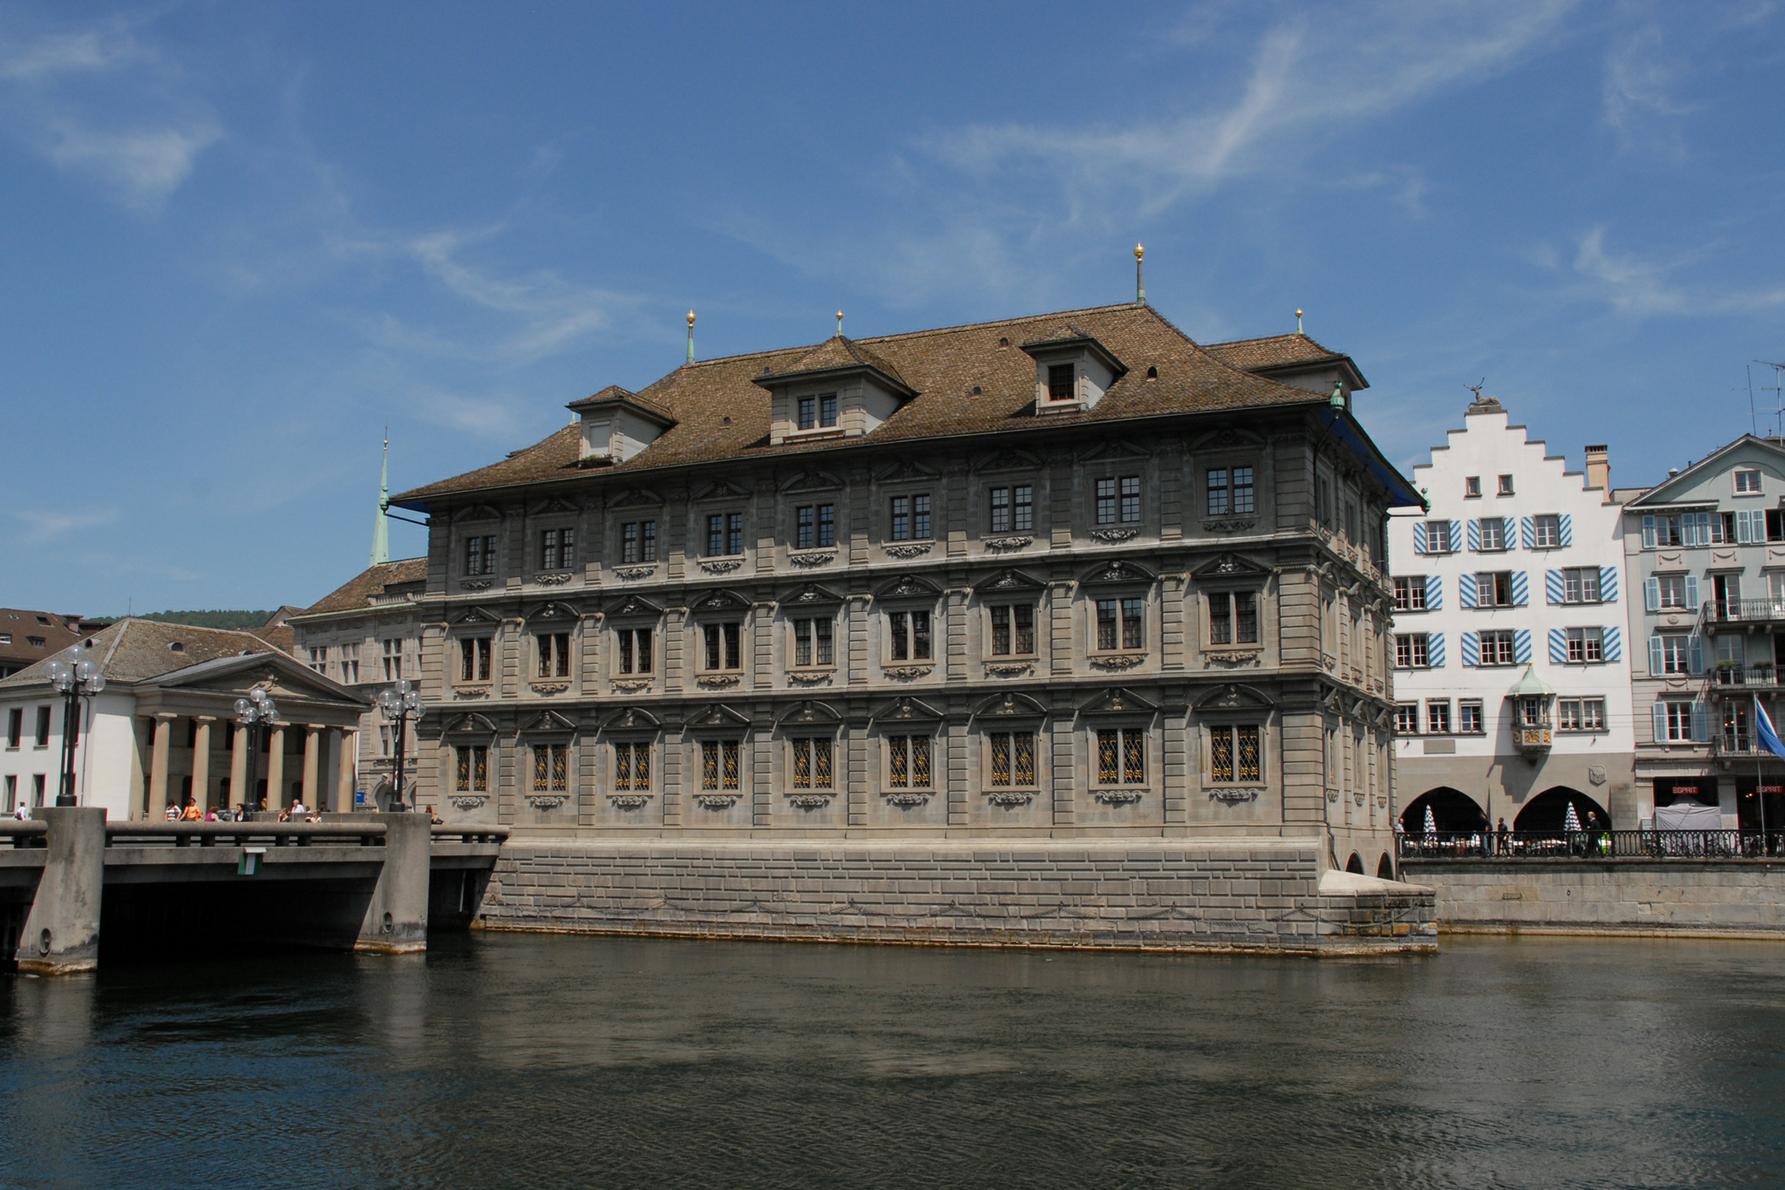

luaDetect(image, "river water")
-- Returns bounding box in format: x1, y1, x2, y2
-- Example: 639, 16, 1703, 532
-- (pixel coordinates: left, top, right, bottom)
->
2, 933, 1782, 1188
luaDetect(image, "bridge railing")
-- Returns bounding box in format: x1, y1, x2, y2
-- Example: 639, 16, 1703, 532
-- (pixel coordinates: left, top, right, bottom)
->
430, 825, 510, 845
0, 821, 48, 848
104, 821, 389, 848
1398, 829, 1785, 860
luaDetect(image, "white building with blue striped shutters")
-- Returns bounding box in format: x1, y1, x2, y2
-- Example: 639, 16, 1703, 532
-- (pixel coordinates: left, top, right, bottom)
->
1387, 395, 1635, 836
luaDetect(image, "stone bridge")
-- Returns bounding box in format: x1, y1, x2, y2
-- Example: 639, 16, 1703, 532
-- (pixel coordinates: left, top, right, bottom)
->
0, 809, 506, 974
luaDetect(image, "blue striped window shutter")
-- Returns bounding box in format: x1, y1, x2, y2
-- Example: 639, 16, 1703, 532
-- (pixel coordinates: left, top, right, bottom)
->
1449, 521, 1461, 553
1602, 625, 1621, 662
1558, 514, 1572, 546
1547, 569, 1565, 604
1520, 517, 1534, 549
1424, 575, 1443, 610
1466, 519, 1481, 551
1511, 571, 1529, 606
1599, 566, 1618, 603
1502, 517, 1517, 550
1514, 629, 1532, 663
1459, 573, 1478, 608
1549, 627, 1568, 664
1428, 632, 1445, 666
1459, 631, 1477, 666
1412, 522, 1427, 555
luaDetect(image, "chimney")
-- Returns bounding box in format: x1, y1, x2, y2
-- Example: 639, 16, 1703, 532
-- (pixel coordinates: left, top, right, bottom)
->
1584, 444, 1610, 492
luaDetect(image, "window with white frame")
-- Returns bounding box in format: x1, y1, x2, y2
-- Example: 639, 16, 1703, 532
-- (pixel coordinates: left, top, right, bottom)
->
1558, 698, 1606, 732
536, 632, 571, 679
1459, 700, 1485, 734
1655, 573, 1689, 609
1735, 469, 1763, 495
791, 616, 834, 668
1566, 626, 1605, 663
1657, 633, 1692, 675
987, 603, 1036, 657
1473, 571, 1515, 607
1207, 724, 1262, 783
699, 739, 742, 791
1425, 700, 1451, 734
788, 736, 834, 791
458, 637, 492, 683
987, 730, 1038, 788
1094, 727, 1147, 786
1207, 590, 1259, 645
613, 740, 651, 791
1561, 567, 1602, 603
1531, 514, 1561, 548
540, 527, 575, 570
1392, 576, 1427, 612
889, 493, 932, 541
620, 519, 658, 564
1393, 704, 1418, 734
1423, 521, 1455, 553
987, 484, 1034, 534
1478, 629, 1516, 666
886, 734, 932, 789
1206, 466, 1255, 516
1661, 701, 1695, 742
887, 609, 932, 663
1476, 518, 1508, 550
1394, 633, 1431, 668
1095, 596, 1145, 652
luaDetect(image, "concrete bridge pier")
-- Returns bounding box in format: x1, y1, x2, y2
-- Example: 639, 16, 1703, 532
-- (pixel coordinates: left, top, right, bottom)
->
355, 813, 430, 954
17, 808, 106, 976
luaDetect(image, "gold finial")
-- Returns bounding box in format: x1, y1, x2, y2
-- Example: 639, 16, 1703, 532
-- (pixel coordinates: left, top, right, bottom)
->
1134, 243, 1146, 305
685, 309, 696, 365
1295, 308, 1304, 334
836, 310, 845, 336
1134, 243, 1144, 261
686, 309, 696, 326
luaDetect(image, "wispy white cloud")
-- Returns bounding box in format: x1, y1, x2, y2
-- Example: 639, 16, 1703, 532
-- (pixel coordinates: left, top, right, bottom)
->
1571, 226, 1785, 315
0, 25, 140, 80
14, 508, 118, 544
395, 381, 530, 438
1601, 25, 1694, 154
44, 119, 219, 208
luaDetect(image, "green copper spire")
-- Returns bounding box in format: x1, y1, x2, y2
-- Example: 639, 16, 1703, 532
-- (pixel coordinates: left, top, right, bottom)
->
371, 435, 390, 565
686, 308, 696, 365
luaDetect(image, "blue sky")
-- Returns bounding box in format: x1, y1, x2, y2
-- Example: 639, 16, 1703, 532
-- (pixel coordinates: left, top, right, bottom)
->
3, 1, 1782, 615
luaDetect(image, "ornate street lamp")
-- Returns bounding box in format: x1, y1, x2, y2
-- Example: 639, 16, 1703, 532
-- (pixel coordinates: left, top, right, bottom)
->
233, 687, 281, 811
378, 679, 426, 812
44, 646, 105, 807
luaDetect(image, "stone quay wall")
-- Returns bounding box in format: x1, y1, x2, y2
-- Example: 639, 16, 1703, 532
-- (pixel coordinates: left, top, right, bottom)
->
476, 838, 1437, 956
1400, 859, 1785, 936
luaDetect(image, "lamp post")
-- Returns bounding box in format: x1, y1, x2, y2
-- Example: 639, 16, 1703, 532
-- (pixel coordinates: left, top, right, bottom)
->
378, 679, 426, 812
232, 688, 280, 812
44, 646, 105, 807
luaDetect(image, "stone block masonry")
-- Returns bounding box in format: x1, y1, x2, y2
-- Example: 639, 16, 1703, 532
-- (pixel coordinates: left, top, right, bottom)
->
476, 839, 1437, 956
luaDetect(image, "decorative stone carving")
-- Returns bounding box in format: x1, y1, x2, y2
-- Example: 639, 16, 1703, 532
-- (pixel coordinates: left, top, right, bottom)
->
454, 687, 490, 699
1205, 651, 1260, 667
534, 572, 574, 586
1092, 789, 1144, 805
883, 665, 934, 681
986, 790, 1036, 806
788, 551, 836, 568
983, 661, 1034, 677
1202, 518, 1256, 534
983, 536, 1033, 551
1353, 793, 1365, 806
1089, 527, 1137, 543
530, 681, 571, 695
611, 679, 652, 693
884, 542, 932, 559
608, 794, 652, 810
613, 565, 656, 581
461, 580, 493, 591
787, 794, 833, 809
526, 794, 569, 810
448, 794, 488, 811
882, 791, 931, 806
1376, 795, 1389, 808
699, 558, 743, 574
1210, 787, 1263, 804
1088, 653, 1146, 670
787, 670, 834, 686
696, 674, 741, 688
694, 793, 740, 809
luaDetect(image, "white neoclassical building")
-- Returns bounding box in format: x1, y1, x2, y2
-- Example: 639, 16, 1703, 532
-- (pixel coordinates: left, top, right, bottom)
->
1387, 395, 1636, 833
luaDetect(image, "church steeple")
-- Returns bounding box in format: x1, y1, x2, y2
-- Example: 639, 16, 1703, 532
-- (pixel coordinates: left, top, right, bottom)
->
371, 435, 391, 565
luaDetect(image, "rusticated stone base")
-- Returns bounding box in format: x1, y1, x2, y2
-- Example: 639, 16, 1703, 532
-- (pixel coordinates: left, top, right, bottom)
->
476, 839, 1437, 956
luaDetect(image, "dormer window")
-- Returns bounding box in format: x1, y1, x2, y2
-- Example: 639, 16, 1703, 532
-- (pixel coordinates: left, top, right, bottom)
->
1046, 364, 1075, 403
797, 393, 839, 432
568, 386, 675, 465
1021, 327, 1125, 415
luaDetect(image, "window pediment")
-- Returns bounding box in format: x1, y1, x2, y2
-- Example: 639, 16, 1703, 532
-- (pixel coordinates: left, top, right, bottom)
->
602, 705, 662, 732
1191, 553, 1271, 582
605, 594, 664, 619
974, 568, 1045, 595
686, 703, 750, 729
1193, 683, 1273, 713
452, 606, 504, 627
875, 573, 942, 602
606, 487, 664, 510
528, 497, 579, 517
1080, 559, 1157, 587
1077, 687, 1159, 716
781, 470, 845, 495
521, 710, 578, 735
445, 713, 498, 736
972, 449, 1042, 475
776, 699, 842, 727
870, 695, 944, 725
456, 504, 504, 523
1187, 427, 1266, 452
524, 601, 579, 624
1077, 440, 1152, 463
780, 582, 844, 608
972, 690, 1049, 720
693, 479, 751, 503
875, 459, 942, 483
691, 589, 751, 614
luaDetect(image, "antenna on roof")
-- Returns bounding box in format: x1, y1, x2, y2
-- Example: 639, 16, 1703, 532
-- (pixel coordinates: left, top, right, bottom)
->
686, 309, 697, 365
836, 310, 844, 337
1755, 360, 1785, 438
1134, 243, 1146, 306
1295, 308, 1304, 335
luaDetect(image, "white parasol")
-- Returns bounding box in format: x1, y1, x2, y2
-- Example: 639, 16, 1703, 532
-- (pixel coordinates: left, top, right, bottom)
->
1563, 801, 1582, 834
1424, 805, 1438, 836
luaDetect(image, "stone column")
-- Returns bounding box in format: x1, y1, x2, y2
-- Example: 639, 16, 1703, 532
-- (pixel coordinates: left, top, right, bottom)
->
191, 716, 215, 811
265, 725, 286, 812
336, 728, 357, 812
301, 725, 321, 809
17, 807, 106, 974
228, 719, 250, 807
148, 714, 175, 820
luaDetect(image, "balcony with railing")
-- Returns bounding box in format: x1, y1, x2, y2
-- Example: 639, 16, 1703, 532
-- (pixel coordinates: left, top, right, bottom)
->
1709, 664, 1785, 696
1703, 599, 1785, 630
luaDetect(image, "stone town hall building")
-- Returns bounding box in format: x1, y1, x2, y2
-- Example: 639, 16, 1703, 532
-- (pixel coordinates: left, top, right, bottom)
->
383, 294, 1422, 901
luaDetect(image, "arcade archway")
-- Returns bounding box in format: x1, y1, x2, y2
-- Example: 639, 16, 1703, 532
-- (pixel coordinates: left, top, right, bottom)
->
1512, 786, 1611, 833
1400, 787, 1489, 834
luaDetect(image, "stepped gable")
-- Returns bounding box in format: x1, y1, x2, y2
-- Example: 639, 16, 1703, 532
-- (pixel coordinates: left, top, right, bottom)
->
393, 302, 1333, 505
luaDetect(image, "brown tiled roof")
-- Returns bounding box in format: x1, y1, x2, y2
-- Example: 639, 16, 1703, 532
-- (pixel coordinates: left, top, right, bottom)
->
393, 303, 1340, 506
0, 618, 286, 689
757, 334, 913, 393
564, 384, 677, 426
296, 558, 428, 617
0, 608, 87, 671
1203, 332, 1349, 372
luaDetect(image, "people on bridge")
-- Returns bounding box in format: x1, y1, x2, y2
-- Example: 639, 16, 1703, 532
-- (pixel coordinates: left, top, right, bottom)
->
426, 804, 443, 825
1495, 818, 1510, 855
180, 798, 202, 822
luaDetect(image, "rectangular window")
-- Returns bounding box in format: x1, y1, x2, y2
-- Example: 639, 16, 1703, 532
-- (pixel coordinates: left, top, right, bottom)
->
889, 494, 934, 542
1558, 698, 1607, 732
1206, 465, 1256, 516
1531, 514, 1561, 548
1497, 474, 1515, 496
1207, 591, 1259, 645
1561, 567, 1602, 603
1476, 518, 1507, 550
1478, 629, 1516, 666
1046, 363, 1075, 401
1474, 571, 1515, 607
616, 626, 653, 675
706, 512, 744, 556
700, 739, 742, 791
307, 646, 328, 674
463, 534, 495, 576
886, 735, 932, 788
614, 741, 651, 791
887, 610, 932, 662
1423, 521, 1454, 553
988, 731, 1037, 787
1736, 469, 1763, 494
3, 775, 13, 810
987, 484, 1034, 533
1464, 476, 1482, 498
1566, 627, 1605, 663
454, 745, 489, 792
820, 392, 837, 427
1655, 573, 1688, 609
797, 395, 815, 430
531, 742, 569, 792
1394, 704, 1418, 734
1208, 724, 1262, 783
6, 707, 20, 749
794, 503, 835, 550
789, 738, 834, 790
792, 617, 834, 668
459, 637, 492, 683
1459, 700, 1484, 734
1663, 701, 1694, 742
703, 622, 742, 672
1394, 634, 1430, 668
338, 643, 360, 684
381, 638, 403, 681
1095, 597, 1145, 651
1657, 633, 1690, 675
1724, 704, 1752, 752
1095, 727, 1147, 786
1392, 576, 1427, 612
620, 519, 658, 564
1095, 476, 1142, 526
540, 527, 575, 570
988, 604, 1036, 657
536, 632, 571, 679
1425, 700, 1452, 735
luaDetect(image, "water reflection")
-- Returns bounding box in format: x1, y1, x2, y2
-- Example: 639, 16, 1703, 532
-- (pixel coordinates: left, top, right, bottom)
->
1, 935, 1783, 1187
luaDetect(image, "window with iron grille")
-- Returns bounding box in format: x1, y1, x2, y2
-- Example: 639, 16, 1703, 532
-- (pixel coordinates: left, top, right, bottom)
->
700, 739, 741, 791
887, 609, 932, 662
613, 741, 650, 791
1208, 724, 1261, 783
1095, 597, 1145, 651
886, 735, 932, 788
1095, 727, 1147, 786
789, 737, 834, 790
1207, 591, 1259, 645
987, 731, 1037, 787
988, 604, 1036, 656
531, 742, 569, 792
454, 745, 489, 792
